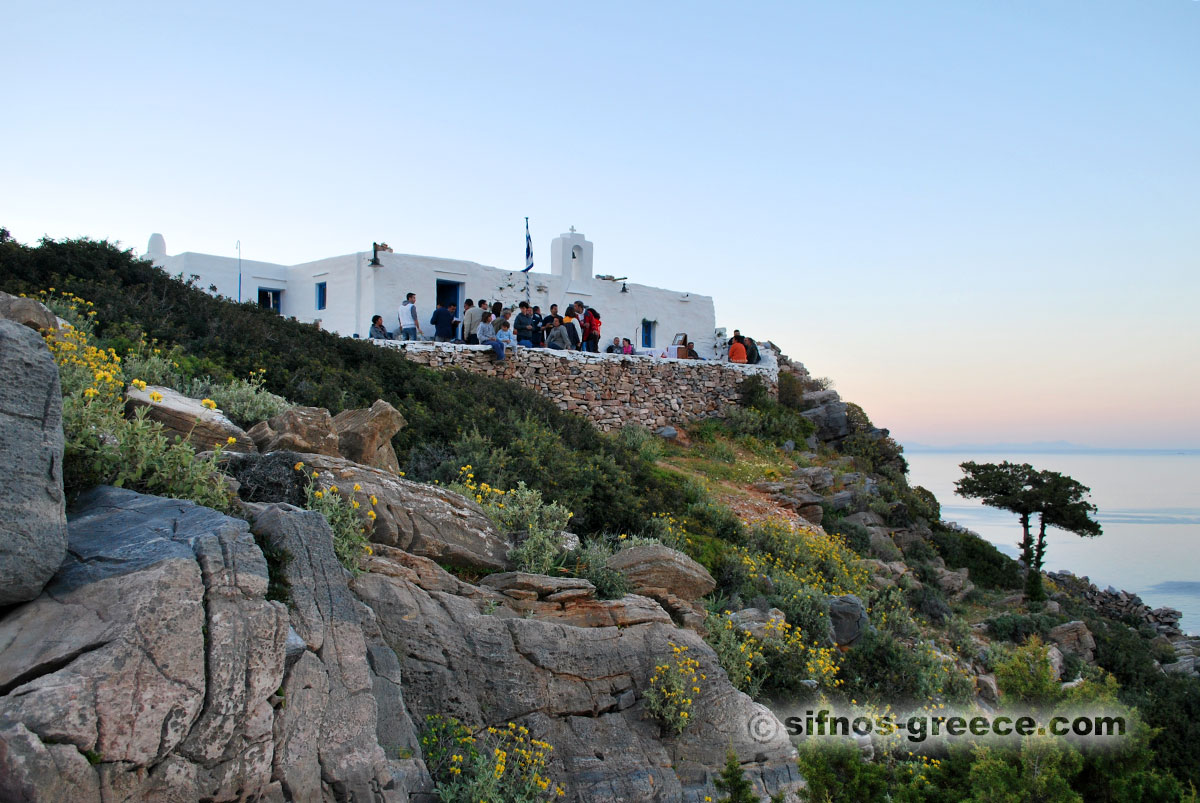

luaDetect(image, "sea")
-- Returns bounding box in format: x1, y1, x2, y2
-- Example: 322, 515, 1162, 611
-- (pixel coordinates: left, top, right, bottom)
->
904, 451, 1200, 635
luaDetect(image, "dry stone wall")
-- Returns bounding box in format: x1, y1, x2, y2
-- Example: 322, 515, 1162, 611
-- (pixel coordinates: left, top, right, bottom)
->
376, 341, 778, 431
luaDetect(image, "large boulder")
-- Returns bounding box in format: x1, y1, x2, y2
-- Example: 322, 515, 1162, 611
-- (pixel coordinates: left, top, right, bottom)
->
0, 487, 288, 801
351, 548, 804, 802
125, 385, 258, 453
332, 399, 406, 473
799, 393, 850, 443
933, 567, 975, 602
791, 465, 834, 491
0, 291, 57, 331
223, 450, 513, 571
606, 544, 717, 601
0, 320, 68, 606
247, 406, 341, 456
1047, 621, 1096, 664
828, 594, 870, 648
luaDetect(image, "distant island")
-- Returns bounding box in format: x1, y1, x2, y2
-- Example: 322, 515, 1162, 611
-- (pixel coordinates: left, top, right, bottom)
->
904, 440, 1200, 455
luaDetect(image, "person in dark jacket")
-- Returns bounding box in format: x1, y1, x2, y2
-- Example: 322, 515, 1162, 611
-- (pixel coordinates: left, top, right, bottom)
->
744, 337, 760, 364
430, 303, 458, 342
514, 302, 536, 347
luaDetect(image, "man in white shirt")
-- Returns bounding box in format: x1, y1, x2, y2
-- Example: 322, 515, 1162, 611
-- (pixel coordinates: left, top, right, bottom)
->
398, 293, 423, 341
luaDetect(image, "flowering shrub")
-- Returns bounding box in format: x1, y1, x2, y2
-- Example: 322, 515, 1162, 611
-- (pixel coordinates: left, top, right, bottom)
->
420, 715, 565, 802
704, 610, 842, 699
645, 643, 703, 735
740, 518, 869, 598
39, 290, 233, 509
121, 336, 293, 428
450, 466, 571, 575
295, 463, 375, 573
703, 613, 766, 696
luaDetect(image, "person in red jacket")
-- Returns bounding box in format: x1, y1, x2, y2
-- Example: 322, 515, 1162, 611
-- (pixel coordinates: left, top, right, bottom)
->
583, 308, 601, 353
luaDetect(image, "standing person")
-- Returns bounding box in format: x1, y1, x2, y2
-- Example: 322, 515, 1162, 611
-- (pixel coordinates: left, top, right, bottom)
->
491, 300, 503, 319
540, 304, 559, 343
514, 302, 536, 347
458, 299, 474, 341
728, 335, 748, 364
562, 310, 582, 350
398, 293, 423, 341
463, 299, 486, 345
430, 302, 457, 342
583, 308, 601, 353
530, 305, 545, 347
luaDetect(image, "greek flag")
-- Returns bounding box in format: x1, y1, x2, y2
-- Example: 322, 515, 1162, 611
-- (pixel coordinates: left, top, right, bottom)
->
523, 217, 534, 272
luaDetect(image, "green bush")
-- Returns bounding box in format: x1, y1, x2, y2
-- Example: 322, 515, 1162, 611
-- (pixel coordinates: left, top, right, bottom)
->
420, 715, 564, 801
993, 636, 1060, 706
299, 468, 373, 574
826, 516, 871, 555
572, 540, 630, 600
645, 643, 702, 735
986, 612, 1057, 644
943, 616, 975, 658
928, 526, 1022, 590
840, 629, 935, 704
183, 370, 293, 429
795, 738, 891, 803
867, 586, 922, 639
617, 423, 664, 463
906, 585, 952, 625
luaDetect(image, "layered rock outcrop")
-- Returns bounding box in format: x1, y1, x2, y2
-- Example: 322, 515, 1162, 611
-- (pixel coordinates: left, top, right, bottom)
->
351, 549, 804, 802
0, 320, 67, 607
223, 450, 513, 572
0, 487, 289, 800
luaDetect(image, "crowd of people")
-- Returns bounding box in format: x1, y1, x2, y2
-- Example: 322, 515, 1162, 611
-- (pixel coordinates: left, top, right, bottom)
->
369, 292, 763, 365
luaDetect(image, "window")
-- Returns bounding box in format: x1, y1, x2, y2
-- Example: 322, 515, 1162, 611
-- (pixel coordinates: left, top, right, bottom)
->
641, 319, 656, 349
258, 288, 282, 313
315, 281, 327, 310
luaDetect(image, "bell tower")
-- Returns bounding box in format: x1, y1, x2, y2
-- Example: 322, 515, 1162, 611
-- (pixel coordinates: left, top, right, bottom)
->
550, 226, 593, 282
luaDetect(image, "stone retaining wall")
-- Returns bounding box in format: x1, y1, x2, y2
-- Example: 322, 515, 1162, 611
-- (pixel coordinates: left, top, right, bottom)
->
374, 341, 778, 432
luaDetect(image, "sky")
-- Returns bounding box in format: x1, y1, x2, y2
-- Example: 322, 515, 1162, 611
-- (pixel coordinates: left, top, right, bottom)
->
3, 0, 1198, 449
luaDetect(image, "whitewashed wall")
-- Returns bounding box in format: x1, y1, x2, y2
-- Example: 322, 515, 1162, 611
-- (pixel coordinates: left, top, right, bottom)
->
147, 236, 722, 354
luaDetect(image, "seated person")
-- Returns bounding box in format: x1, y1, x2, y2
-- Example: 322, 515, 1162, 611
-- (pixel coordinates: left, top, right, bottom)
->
686, 341, 701, 359
496, 319, 516, 348
728, 335, 748, 364
546, 317, 572, 350
368, 315, 393, 340
621, 338, 634, 354
605, 336, 623, 354
476, 312, 506, 361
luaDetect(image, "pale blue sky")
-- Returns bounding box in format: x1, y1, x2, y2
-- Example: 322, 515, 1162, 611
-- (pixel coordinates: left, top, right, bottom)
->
4, 1, 1198, 448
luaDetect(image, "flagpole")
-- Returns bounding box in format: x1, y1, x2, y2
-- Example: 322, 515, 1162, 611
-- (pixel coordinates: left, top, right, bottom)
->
524, 216, 532, 305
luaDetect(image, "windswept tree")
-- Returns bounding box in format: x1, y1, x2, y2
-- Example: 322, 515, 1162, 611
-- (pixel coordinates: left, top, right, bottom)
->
955, 462, 1101, 600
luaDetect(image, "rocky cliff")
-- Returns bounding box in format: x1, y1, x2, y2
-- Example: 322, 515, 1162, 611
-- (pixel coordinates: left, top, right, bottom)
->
0, 307, 805, 801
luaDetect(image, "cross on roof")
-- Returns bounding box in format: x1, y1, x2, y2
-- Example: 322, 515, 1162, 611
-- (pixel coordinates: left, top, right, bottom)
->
569, 226, 576, 234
